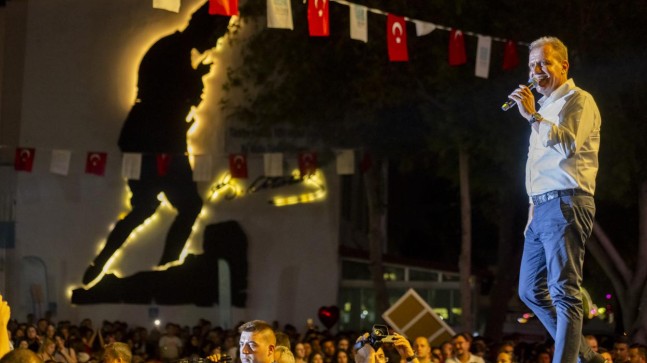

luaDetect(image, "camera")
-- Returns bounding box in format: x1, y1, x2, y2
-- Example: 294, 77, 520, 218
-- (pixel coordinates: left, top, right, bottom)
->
354, 324, 396, 350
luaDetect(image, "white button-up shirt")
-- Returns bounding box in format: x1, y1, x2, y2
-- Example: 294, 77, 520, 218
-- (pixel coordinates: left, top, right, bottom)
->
525, 79, 601, 200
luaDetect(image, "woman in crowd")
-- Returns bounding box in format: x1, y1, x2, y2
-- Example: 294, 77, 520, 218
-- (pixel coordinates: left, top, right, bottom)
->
54, 332, 78, 363
38, 337, 57, 362
294, 343, 308, 363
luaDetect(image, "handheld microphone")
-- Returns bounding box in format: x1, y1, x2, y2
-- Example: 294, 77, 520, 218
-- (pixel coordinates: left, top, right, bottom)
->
501, 78, 538, 111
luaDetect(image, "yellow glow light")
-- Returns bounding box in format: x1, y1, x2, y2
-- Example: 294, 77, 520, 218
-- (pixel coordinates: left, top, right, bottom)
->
271, 169, 327, 207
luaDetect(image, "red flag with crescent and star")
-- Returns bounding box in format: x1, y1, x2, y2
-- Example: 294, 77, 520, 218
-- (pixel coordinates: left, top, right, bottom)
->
14, 147, 35, 172
308, 0, 329, 36
229, 153, 248, 179
85, 152, 107, 176
209, 0, 238, 16
502, 40, 520, 70
298, 152, 318, 177
387, 14, 408, 62
449, 29, 467, 66
156, 153, 171, 176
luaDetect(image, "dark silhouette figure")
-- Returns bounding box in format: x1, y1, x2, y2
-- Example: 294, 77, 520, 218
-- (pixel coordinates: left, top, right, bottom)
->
82, 3, 231, 284
73, 221, 248, 307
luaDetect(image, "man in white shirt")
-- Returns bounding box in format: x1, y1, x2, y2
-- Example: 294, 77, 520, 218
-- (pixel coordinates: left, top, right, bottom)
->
444, 333, 483, 363
507, 36, 603, 363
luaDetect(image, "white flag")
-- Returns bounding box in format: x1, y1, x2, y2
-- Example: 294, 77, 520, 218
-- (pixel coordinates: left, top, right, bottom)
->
475, 35, 492, 79
349, 4, 368, 43
192, 154, 213, 182
153, 0, 180, 13
336, 149, 355, 175
267, 0, 294, 30
122, 153, 142, 180
50, 149, 71, 176
264, 153, 283, 177
414, 20, 436, 36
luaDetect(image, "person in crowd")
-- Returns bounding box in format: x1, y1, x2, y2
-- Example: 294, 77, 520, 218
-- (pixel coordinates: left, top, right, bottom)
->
0, 349, 42, 363
337, 338, 350, 354
444, 333, 483, 363
628, 344, 646, 363
413, 337, 432, 363
25, 326, 40, 353
103, 343, 132, 363
54, 333, 77, 363
36, 320, 49, 339
309, 352, 325, 363
238, 320, 276, 363
497, 342, 515, 363
37, 338, 57, 362
353, 331, 416, 363
535, 351, 551, 363
277, 333, 292, 350
509, 35, 603, 363
294, 343, 308, 363
495, 352, 512, 363
275, 346, 296, 363
303, 343, 313, 360
440, 342, 453, 363
158, 324, 182, 362
322, 339, 336, 363
335, 350, 351, 363
614, 337, 631, 363
586, 336, 600, 354
599, 348, 613, 363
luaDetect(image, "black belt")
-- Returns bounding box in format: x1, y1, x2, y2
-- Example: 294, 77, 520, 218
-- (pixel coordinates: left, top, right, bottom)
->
531, 189, 592, 205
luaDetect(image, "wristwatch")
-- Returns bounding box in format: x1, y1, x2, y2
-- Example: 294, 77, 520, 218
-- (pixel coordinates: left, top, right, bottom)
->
529, 112, 543, 125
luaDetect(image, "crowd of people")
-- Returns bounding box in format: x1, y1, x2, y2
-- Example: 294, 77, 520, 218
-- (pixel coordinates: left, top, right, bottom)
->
0, 307, 645, 363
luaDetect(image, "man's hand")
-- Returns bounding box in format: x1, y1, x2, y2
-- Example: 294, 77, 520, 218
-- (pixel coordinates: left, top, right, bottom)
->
391, 333, 416, 362
508, 84, 537, 121
354, 333, 376, 363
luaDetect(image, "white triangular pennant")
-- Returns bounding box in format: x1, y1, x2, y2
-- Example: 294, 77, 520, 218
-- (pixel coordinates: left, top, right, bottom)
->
336, 149, 355, 175
50, 149, 71, 176
414, 20, 436, 36
192, 154, 213, 182
475, 35, 492, 79
350, 4, 368, 43
264, 153, 283, 177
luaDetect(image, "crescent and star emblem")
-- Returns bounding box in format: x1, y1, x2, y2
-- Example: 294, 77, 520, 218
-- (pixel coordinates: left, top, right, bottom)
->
392, 22, 403, 44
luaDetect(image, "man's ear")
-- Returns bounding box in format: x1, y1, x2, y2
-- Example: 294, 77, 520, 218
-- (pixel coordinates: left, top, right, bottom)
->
268, 344, 276, 358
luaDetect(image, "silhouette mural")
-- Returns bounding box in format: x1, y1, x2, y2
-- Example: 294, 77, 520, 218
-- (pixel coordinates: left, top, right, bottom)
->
72, 2, 248, 307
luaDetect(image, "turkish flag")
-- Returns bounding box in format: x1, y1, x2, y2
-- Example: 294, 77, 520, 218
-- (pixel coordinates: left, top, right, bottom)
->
502, 40, 520, 70
14, 147, 35, 172
229, 153, 248, 179
157, 153, 171, 176
298, 152, 318, 177
308, 0, 329, 36
449, 29, 467, 66
85, 152, 107, 176
387, 14, 408, 62
209, 0, 238, 16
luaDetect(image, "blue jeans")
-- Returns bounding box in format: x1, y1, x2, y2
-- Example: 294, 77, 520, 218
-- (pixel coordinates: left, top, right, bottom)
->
519, 195, 596, 363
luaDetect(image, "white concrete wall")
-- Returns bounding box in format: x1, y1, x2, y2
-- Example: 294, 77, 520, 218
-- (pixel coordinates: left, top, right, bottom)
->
7, 0, 340, 328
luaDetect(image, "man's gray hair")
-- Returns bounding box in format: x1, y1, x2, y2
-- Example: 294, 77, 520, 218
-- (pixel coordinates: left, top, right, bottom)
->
529, 36, 568, 62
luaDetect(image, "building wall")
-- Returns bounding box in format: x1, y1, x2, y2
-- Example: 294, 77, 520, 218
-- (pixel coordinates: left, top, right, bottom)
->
2, 0, 340, 328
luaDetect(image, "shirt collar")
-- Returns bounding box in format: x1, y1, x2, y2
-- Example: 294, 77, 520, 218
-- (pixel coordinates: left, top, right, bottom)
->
537, 78, 575, 107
